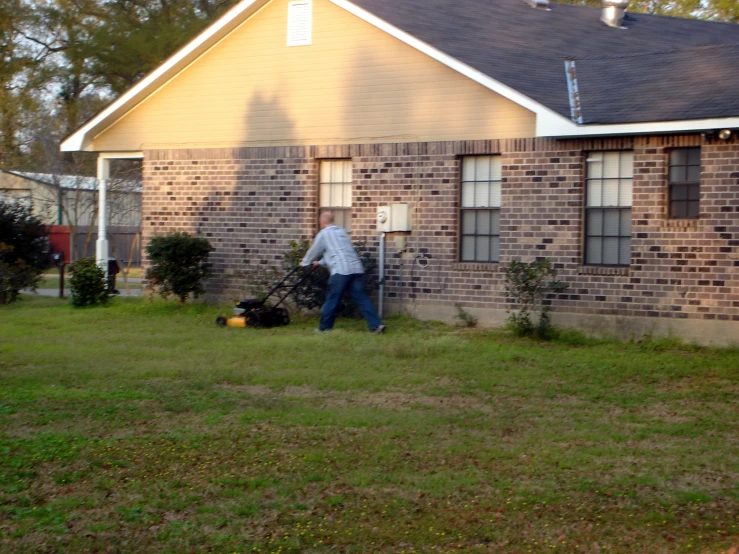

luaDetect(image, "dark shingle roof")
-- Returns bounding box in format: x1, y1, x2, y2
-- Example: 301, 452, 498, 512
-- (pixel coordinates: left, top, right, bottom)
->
349, 0, 739, 124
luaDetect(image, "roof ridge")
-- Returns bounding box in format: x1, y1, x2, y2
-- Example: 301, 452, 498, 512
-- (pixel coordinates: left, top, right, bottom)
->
567, 42, 739, 61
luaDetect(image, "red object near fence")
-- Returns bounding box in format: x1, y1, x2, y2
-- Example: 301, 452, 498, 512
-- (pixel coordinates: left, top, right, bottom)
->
47, 225, 71, 263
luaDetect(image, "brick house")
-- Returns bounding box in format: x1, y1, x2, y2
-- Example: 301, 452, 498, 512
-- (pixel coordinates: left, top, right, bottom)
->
61, 0, 739, 345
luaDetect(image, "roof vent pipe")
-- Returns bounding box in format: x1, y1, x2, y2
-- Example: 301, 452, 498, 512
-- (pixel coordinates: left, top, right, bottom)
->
522, 0, 550, 9
601, 0, 629, 28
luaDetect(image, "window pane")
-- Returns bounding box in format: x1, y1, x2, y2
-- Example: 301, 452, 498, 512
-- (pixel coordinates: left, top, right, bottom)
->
687, 201, 699, 219
342, 183, 352, 207
669, 166, 685, 183
671, 201, 685, 218
603, 152, 621, 178
602, 237, 620, 265
475, 158, 491, 181
490, 157, 502, 181
330, 162, 342, 183
620, 209, 631, 236
587, 181, 602, 207
491, 210, 500, 234
476, 211, 491, 235
334, 209, 351, 231
461, 182, 475, 208
670, 149, 687, 166
320, 184, 331, 206
619, 152, 634, 179
342, 161, 352, 183
587, 210, 603, 236
687, 147, 701, 165
462, 210, 476, 234
588, 152, 603, 179
462, 157, 477, 181
476, 236, 490, 262
320, 163, 332, 183
619, 179, 632, 207
490, 236, 500, 262
489, 181, 501, 208
687, 165, 700, 183
619, 237, 631, 266
603, 209, 620, 236
461, 236, 475, 261
586, 237, 602, 265
475, 182, 490, 207
602, 179, 620, 206
687, 185, 700, 200
672, 184, 687, 200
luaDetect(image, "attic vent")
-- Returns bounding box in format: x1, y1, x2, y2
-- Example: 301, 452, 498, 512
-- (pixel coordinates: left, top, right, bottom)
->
522, 0, 549, 8
287, 0, 312, 46
601, 0, 629, 28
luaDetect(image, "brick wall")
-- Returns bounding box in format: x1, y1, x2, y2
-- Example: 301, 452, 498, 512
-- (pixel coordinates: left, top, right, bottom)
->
142, 135, 739, 337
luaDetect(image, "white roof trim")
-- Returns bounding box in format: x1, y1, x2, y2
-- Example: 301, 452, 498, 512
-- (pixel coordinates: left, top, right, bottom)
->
60, 0, 267, 152
541, 116, 739, 138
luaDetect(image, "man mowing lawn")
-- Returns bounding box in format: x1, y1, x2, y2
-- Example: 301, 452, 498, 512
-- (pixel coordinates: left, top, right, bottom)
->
301, 211, 386, 334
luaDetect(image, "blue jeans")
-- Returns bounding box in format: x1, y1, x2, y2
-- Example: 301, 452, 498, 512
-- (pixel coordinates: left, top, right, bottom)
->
320, 273, 383, 331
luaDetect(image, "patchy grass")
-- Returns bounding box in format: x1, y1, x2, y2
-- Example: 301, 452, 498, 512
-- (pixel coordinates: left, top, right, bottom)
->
0, 296, 737, 553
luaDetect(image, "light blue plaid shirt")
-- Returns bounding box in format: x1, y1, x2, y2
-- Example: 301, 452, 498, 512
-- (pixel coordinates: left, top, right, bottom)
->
301, 225, 365, 276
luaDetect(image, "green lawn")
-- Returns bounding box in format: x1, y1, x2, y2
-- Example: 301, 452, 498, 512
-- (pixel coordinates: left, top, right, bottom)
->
0, 296, 737, 553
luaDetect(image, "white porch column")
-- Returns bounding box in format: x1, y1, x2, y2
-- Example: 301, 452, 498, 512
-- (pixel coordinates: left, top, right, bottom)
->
96, 155, 111, 276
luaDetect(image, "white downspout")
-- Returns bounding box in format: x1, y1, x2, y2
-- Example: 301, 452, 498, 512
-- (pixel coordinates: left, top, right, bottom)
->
96, 155, 110, 277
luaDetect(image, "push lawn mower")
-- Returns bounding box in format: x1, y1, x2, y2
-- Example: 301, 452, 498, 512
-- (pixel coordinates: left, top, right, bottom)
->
216, 265, 318, 329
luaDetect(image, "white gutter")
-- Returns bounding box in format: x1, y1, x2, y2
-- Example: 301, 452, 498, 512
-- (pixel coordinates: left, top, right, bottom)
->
539, 116, 739, 138
60, 0, 267, 152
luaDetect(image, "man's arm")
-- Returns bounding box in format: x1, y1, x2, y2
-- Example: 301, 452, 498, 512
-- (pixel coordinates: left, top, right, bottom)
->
301, 230, 326, 266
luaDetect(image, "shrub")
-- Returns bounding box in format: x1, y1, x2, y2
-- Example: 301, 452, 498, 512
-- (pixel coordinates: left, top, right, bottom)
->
0, 201, 49, 304
69, 257, 110, 307
504, 258, 568, 338
454, 302, 478, 328
145, 232, 213, 304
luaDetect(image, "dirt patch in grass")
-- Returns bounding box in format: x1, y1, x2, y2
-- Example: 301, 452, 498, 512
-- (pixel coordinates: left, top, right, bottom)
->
216, 383, 495, 412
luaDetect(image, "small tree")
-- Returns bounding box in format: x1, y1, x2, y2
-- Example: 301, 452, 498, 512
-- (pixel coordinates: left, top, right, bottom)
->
69, 257, 109, 307
145, 232, 213, 304
0, 200, 49, 304
504, 258, 568, 338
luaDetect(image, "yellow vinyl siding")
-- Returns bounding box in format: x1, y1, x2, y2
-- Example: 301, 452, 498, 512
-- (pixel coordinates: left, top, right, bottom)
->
92, 0, 535, 151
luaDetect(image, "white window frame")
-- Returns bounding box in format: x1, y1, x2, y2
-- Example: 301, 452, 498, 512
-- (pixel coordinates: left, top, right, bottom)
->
460, 156, 502, 263
584, 151, 633, 266
319, 160, 352, 231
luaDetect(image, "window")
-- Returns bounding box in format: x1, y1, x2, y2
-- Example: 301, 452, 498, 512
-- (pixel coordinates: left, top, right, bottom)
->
668, 147, 700, 219
585, 151, 633, 266
460, 156, 501, 262
287, 0, 311, 46
319, 160, 352, 231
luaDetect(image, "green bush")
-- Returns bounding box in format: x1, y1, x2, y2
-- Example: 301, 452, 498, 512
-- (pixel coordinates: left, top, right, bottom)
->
0, 201, 49, 304
69, 257, 110, 307
504, 258, 568, 339
145, 232, 213, 304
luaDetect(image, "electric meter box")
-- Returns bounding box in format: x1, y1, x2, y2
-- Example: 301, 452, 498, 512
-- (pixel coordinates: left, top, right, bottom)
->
377, 204, 411, 233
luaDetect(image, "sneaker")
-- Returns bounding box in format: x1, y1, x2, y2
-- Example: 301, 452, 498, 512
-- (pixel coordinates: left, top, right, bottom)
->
313, 328, 331, 334
372, 325, 386, 334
